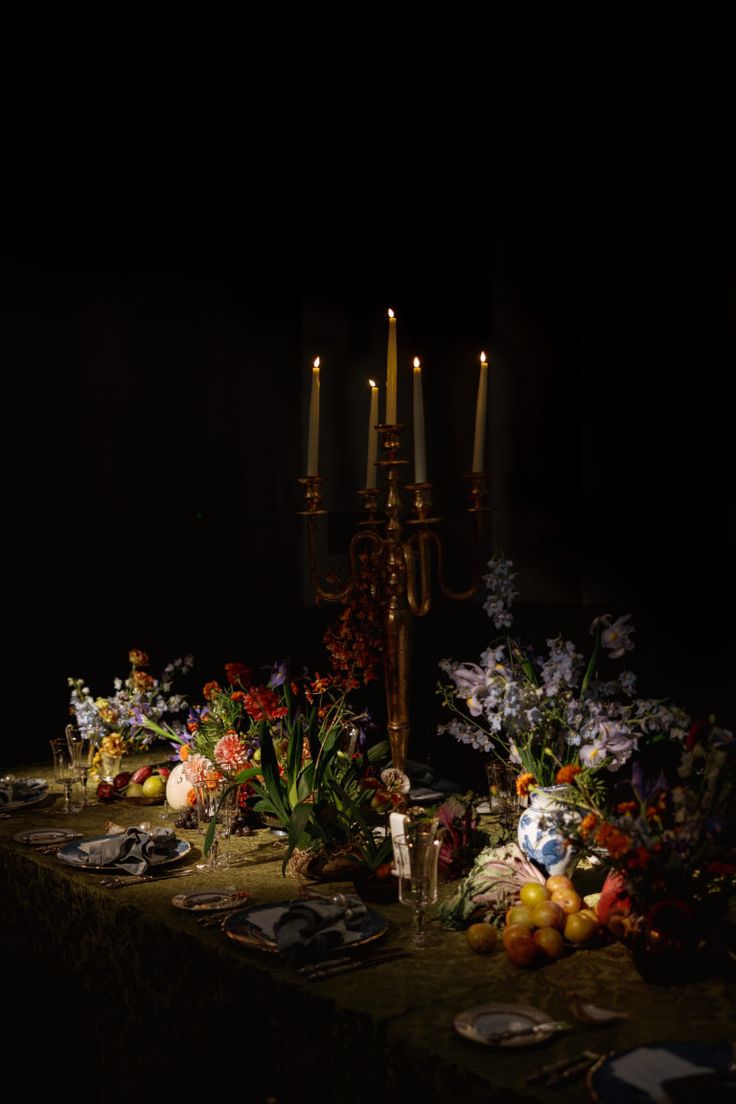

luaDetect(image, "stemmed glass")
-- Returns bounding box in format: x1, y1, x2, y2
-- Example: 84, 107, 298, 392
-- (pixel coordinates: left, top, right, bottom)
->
50, 737, 77, 814
395, 820, 442, 948
66, 724, 93, 806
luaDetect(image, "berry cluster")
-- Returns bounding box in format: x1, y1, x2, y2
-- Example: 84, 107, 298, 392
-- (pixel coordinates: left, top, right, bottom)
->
174, 807, 198, 830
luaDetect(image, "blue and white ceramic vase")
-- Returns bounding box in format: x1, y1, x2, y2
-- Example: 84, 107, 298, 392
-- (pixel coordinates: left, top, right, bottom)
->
517, 785, 581, 878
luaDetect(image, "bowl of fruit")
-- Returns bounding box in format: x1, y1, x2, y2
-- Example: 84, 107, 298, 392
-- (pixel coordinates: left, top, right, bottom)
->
465, 873, 606, 968
122, 766, 170, 805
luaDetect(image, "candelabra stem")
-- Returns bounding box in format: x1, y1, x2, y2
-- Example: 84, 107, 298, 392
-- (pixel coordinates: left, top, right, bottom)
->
384, 600, 411, 775
380, 426, 412, 774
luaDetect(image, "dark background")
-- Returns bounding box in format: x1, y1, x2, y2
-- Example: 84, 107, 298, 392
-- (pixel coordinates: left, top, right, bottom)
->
4, 197, 734, 780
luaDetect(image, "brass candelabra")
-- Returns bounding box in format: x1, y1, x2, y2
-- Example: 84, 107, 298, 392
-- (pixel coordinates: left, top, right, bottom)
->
299, 424, 489, 774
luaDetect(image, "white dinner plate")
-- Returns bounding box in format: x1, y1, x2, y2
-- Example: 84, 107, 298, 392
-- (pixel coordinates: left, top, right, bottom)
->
454, 1002, 558, 1047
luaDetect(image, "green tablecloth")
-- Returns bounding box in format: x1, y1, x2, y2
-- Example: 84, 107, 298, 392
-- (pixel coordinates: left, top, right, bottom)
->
1, 758, 734, 1103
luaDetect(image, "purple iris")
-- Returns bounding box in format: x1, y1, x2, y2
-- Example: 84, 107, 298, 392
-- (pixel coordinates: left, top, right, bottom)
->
268, 661, 288, 689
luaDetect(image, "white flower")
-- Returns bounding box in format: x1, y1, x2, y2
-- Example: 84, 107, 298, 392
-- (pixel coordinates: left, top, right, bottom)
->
600, 614, 635, 659
380, 768, 411, 795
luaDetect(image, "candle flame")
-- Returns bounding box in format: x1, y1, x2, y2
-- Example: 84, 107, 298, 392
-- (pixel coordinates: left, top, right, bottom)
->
480, 351, 487, 364
313, 357, 320, 370
369, 378, 377, 388
388, 308, 395, 319
413, 357, 421, 369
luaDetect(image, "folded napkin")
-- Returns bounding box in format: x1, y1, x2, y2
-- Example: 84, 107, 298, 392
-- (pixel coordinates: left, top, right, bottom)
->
0, 778, 47, 805
247, 896, 368, 963
76, 827, 178, 874
405, 760, 460, 800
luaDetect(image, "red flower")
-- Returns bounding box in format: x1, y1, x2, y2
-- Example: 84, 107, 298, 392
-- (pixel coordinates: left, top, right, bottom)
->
686, 718, 709, 751
131, 670, 156, 692
596, 823, 633, 859
625, 846, 651, 870
203, 681, 222, 701
224, 662, 253, 686
243, 686, 287, 722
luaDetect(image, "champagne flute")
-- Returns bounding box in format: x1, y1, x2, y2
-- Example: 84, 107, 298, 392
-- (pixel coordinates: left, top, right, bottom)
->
50, 737, 77, 814
395, 821, 441, 948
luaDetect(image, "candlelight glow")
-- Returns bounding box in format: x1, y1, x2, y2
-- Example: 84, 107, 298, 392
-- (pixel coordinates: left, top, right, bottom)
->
313, 357, 320, 371
480, 351, 486, 364
413, 357, 420, 370
369, 378, 376, 388
388, 308, 395, 319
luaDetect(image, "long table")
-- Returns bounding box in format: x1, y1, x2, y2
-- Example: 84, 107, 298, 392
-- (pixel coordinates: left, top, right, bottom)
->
2, 761, 734, 1103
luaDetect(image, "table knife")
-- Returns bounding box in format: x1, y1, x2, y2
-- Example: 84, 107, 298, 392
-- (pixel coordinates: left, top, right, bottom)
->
305, 949, 409, 979
101, 867, 199, 888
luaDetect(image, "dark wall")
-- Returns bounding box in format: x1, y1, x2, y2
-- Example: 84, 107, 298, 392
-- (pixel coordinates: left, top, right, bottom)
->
4, 202, 734, 770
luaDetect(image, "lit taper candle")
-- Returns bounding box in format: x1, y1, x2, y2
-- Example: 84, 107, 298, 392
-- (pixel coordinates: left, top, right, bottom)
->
386, 308, 397, 424
366, 378, 379, 488
471, 351, 488, 472
412, 357, 426, 483
307, 356, 321, 476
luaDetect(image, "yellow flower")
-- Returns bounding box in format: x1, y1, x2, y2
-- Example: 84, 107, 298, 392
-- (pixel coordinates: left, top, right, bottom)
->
95, 698, 118, 725
101, 732, 124, 755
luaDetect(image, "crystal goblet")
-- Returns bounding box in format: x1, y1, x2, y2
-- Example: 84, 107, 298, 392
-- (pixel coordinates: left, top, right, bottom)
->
395, 820, 441, 948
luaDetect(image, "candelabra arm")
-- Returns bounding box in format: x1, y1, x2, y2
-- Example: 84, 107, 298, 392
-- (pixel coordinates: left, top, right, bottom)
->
304, 515, 352, 604
426, 522, 486, 601
305, 519, 382, 604
403, 532, 433, 617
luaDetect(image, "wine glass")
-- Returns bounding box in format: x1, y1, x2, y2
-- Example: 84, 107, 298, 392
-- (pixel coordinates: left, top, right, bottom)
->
66, 724, 93, 806
50, 737, 77, 814
395, 820, 442, 948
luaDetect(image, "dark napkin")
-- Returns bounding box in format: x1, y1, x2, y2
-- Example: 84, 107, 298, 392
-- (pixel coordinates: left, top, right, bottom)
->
0, 778, 46, 805
75, 827, 178, 874
268, 896, 368, 963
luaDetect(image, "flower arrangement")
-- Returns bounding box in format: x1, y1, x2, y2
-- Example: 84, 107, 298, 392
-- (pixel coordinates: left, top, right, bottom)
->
323, 548, 384, 687
68, 649, 193, 762
143, 660, 395, 873
573, 717, 735, 921
437, 557, 690, 795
